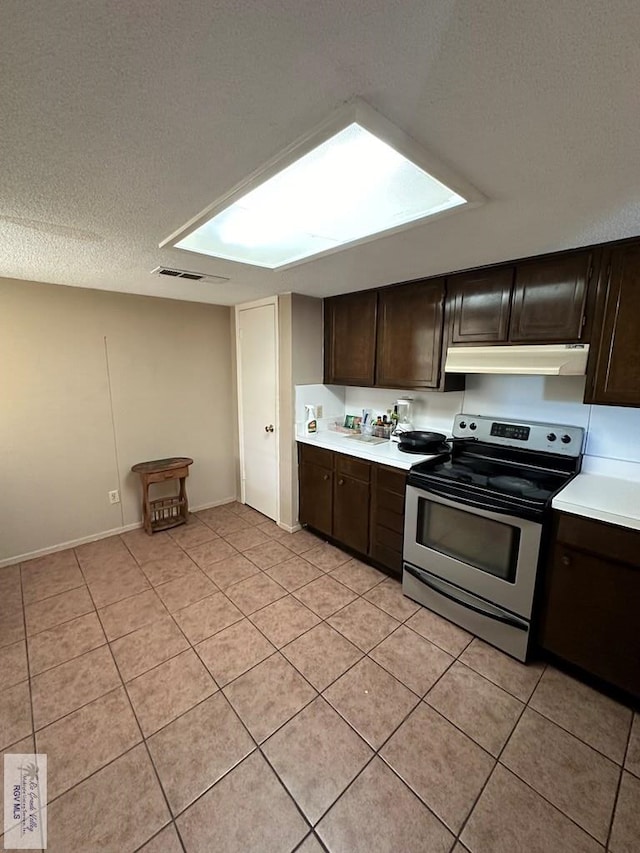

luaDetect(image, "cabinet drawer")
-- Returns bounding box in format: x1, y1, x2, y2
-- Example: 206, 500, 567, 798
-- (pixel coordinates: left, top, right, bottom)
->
336, 454, 371, 483
370, 541, 403, 576
555, 512, 640, 566
375, 508, 404, 535
376, 488, 405, 516
299, 443, 334, 469
376, 466, 407, 495
372, 524, 403, 553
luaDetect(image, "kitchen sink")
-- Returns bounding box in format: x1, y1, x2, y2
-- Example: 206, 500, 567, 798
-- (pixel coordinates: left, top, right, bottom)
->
344, 434, 388, 445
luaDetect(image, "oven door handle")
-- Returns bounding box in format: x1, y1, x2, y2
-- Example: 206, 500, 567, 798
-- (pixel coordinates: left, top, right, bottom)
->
405, 565, 528, 631
413, 482, 521, 516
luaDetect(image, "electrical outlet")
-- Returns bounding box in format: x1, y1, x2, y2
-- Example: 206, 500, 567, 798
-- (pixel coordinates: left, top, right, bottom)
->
316, 405, 323, 418
108, 490, 120, 505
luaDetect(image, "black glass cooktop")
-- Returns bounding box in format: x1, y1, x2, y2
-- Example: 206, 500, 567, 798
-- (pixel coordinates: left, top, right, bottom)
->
408, 439, 581, 517
422, 455, 567, 501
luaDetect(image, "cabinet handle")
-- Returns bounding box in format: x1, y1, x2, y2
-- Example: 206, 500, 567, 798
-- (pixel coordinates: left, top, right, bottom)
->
561, 554, 571, 567
322, 474, 329, 481
337, 478, 344, 486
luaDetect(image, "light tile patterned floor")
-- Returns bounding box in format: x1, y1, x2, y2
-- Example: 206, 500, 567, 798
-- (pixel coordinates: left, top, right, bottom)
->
1, 500, 638, 852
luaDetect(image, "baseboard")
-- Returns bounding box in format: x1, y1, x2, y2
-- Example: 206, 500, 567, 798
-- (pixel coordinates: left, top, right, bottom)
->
0, 496, 237, 569
278, 521, 302, 534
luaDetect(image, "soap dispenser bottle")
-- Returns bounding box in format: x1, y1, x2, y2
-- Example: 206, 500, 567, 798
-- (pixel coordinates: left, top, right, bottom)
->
304, 405, 317, 435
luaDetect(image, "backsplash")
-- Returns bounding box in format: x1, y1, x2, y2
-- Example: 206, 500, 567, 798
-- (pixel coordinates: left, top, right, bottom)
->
296, 376, 640, 464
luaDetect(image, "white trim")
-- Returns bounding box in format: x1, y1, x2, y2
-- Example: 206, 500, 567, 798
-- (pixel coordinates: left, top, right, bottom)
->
0, 497, 237, 569
234, 297, 280, 523
160, 97, 485, 269
278, 521, 302, 534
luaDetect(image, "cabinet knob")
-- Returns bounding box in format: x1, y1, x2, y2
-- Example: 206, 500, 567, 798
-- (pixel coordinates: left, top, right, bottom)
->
561, 554, 571, 567
322, 474, 329, 481
337, 478, 344, 486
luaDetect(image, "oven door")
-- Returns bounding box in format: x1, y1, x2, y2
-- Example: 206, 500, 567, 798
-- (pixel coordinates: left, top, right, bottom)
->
403, 484, 542, 618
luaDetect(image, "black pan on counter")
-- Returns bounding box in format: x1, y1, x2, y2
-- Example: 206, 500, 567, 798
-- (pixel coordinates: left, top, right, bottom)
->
397, 430, 450, 454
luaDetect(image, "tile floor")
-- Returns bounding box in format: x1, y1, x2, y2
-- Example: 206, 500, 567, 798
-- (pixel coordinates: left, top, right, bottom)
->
1, 500, 638, 852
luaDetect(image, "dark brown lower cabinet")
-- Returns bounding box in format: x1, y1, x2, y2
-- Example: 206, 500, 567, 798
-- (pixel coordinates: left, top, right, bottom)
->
539, 512, 640, 700
370, 465, 407, 577
298, 443, 406, 576
298, 446, 333, 537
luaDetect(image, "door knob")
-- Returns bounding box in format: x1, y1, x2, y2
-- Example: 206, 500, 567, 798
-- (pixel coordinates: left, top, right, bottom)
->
264, 425, 274, 433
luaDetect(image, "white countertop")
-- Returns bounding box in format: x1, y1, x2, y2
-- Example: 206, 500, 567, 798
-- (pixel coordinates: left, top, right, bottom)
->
296, 429, 445, 470
552, 457, 640, 531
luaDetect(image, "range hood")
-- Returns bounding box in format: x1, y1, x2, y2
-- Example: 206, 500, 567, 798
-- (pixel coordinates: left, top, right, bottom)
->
445, 344, 590, 376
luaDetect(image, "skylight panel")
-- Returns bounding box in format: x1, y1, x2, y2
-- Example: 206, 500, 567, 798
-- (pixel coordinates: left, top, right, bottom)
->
164, 100, 483, 269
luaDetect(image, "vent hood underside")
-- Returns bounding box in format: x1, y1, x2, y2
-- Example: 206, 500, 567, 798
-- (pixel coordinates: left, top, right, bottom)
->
445, 344, 590, 376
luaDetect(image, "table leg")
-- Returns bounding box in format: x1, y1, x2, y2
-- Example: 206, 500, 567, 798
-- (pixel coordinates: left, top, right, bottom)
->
142, 477, 152, 535
179, 476, 188, 524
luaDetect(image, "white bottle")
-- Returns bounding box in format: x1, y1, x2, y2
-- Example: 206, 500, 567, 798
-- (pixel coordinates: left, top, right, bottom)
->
304, 405, 318, 435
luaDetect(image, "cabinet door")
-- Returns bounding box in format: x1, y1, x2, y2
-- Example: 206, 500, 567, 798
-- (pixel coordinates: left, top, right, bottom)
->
375, 279, 445, 388
540, 542, 640, 699
324, 291, 377, 385
299, 461, 333, 537
333, 474, 370, 554
510, 252, 592, 342
589, 242, 640, 406
448, 267, 514, 344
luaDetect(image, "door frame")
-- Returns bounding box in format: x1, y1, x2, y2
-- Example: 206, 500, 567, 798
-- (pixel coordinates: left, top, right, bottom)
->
235, 296, 280, 521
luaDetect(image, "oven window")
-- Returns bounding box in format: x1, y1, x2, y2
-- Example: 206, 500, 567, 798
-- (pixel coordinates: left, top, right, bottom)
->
417, 498, 520, 582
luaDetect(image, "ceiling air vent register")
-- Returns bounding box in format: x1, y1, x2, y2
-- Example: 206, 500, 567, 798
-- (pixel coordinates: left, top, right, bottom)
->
150, 266, 230, 283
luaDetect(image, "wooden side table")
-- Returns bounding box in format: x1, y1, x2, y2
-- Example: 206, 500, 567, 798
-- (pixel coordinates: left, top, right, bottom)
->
131, 457, 193, 535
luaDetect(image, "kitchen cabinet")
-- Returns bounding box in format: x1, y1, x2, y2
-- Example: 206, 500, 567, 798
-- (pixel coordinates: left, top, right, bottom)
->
510, 252, 592, 342
324, 279, 462, 391
375, 279, 445, 388
448, 267, 514, 344
370, 465, 407, 577
333, 456, 371, 554
298, 443, 405, 576
586, 240, 640, 407
324, 291, 377, 385
448, 251, 593, 346
298, 445, 333, 537
538, 512, 640, 700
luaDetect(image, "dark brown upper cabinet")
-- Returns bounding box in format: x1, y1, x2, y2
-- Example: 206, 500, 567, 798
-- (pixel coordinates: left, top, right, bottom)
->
375, 279, 445, 389
448, 267, 514, 344
510, 251, 592, 342
586, 241, 640, 407
324, 290, 377, 385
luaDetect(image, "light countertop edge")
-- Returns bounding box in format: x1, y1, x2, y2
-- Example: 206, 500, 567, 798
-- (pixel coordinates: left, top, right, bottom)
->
552, 470, 640, 532
296, 430, 444, 470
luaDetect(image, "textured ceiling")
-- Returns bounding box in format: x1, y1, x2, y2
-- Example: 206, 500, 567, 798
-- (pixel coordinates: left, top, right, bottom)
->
1, 0, 639, 306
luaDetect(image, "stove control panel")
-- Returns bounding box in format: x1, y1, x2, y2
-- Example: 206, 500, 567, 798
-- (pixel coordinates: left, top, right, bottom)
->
453, 414, 584, 456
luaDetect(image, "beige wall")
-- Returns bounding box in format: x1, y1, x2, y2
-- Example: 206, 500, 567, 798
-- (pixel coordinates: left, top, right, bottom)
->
277, 293, 323, 530
0, 278, 237, 564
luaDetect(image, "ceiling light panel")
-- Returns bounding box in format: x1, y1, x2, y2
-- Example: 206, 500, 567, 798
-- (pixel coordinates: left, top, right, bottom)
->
165, 100, 483, 269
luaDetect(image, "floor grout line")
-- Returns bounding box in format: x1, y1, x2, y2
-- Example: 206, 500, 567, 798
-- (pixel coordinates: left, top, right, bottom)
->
6, 523, 636, 852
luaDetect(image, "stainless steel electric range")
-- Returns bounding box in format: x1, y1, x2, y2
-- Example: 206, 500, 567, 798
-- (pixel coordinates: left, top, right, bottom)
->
402, 413, 584, 662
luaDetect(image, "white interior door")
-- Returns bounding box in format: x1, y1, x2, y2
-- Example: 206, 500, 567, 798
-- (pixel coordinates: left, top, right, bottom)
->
237, 301, 278, 520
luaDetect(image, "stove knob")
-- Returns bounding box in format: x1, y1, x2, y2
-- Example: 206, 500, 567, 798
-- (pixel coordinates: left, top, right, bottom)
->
547, 433, 557, 442
561, 434, 572, 444
469, 422, 477, 431
459, 421, 467, 429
